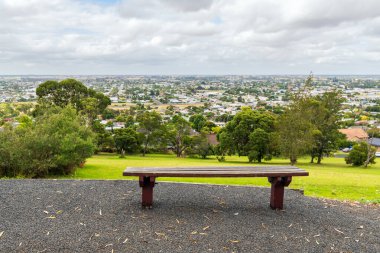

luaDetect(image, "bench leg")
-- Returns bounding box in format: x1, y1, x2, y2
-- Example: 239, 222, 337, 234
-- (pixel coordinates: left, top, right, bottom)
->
139, 176, 156, 208
268, 176, 292, 210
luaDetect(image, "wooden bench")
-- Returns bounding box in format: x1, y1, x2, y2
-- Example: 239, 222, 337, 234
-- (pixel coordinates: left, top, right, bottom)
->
123, 166, 309, 210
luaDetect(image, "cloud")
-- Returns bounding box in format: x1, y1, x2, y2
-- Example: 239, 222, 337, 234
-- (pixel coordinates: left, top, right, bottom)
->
0, 0, 380, 74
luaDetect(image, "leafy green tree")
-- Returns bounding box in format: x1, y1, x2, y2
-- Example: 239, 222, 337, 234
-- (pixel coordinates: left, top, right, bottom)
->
92, 121, 115, 152
277, 76, 316, 165
114, 128, 141, 154
136, 111, 164, 156
309, 91, 345, 164
278, 101, 315, 165
345, 142, 376, 166
0, 103, 17, 119
215, 113, 234, 122
0, 128, 19, 177
188, 132, 213, 159
81, 97, 100, 125
219, 107, 275, 157
189, 114, 207, 132
36, 79, 87, 108
17, 114, 33, 129
15, 103, 34, 115
202, 121, 217, 132
36, 79, 111, 118
167, 115, 192, 157
125, 115, 135, 128
0, 106, 95, 177
216, 130, 234, 157
102, 108, 117, 120
248, 128, 270, 163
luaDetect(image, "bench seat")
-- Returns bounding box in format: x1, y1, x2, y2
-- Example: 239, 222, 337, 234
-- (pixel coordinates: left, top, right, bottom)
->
123, 166, 309, 210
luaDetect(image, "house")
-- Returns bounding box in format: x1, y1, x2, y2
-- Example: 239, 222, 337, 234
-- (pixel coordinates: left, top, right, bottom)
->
105, 122, 125, 131
369, 138, 380, 151
339, 128, 368, 141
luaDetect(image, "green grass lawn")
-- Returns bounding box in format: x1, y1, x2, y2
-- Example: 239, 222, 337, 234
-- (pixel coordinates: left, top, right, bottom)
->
64, 153, 380, 203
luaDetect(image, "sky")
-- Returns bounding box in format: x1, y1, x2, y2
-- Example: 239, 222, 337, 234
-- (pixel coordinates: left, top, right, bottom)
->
1, 0, 380, 75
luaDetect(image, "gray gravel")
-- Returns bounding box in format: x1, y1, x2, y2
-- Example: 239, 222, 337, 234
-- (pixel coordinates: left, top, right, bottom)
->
0, 180, 379, 253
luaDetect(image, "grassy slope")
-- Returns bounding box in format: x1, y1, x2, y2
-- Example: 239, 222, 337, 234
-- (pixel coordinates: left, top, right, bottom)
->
65, 153, 380, 203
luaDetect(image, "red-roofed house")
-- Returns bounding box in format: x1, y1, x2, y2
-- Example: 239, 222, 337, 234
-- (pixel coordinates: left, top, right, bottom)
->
338, 128, 368, 142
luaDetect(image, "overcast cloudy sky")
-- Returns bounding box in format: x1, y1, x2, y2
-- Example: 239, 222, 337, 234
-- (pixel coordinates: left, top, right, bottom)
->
1, 0, 380, 75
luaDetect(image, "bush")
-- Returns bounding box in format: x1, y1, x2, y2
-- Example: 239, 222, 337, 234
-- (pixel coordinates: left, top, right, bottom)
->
216, 156, 225, 162
248, 150, 259, 163
0, 106, 95, 178
345, 142, 376, 166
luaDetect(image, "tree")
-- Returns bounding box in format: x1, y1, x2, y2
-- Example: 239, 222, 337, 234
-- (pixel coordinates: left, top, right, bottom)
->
202, 121, 217, 132
345, 142, 376, 166
167, 115, 192, 157
219, 107, 276, 157
136, 111, 164, 156
189, 114, 207, 132
0, 106, 95, 177
92, 120, 115, 152
114, 128, 141, 154
248, 128, 270, 163
309, 91, 345, 164
36, 79, 87, 109
17, 114, 33, 129
277, 75, 316, 165
365, 130, 378, 167
36, 79, 111, 119
188, 131, 213, 159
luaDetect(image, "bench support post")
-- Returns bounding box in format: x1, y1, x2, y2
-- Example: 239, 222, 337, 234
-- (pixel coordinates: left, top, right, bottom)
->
268, 176, 292, 210
139, 176, 156, 208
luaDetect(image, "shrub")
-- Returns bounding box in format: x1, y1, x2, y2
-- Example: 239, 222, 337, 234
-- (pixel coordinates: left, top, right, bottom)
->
216, 156, 225, 162
0, 106, 95, 178
345, 142, 376, 166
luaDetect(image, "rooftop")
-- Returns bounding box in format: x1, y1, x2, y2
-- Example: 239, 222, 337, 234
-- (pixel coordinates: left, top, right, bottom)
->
339, 128, 368, 141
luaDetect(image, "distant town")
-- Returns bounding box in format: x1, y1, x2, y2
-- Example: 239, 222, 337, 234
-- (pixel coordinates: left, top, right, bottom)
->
1, 75, 379, 129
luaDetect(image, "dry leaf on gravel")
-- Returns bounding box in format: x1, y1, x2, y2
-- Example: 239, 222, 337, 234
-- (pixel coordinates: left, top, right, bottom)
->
334, 228, 344, 234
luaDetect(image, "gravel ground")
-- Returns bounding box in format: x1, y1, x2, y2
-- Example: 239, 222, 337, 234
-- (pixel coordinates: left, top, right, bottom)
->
0, 180, 379, 253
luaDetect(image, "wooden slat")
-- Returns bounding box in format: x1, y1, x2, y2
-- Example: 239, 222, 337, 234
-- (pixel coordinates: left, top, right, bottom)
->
123, 166, 309, 177
126, 166, 301, 171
